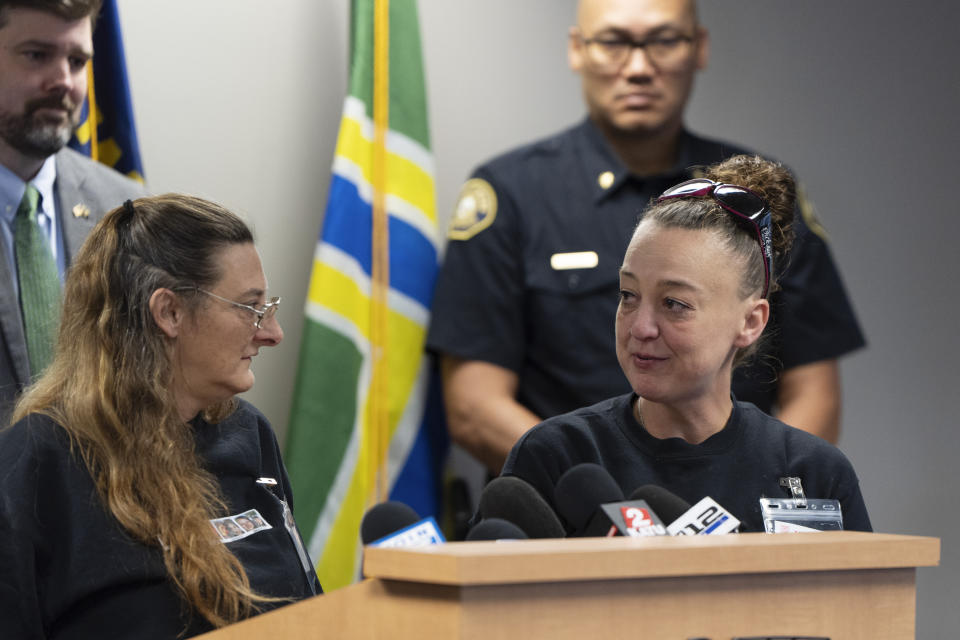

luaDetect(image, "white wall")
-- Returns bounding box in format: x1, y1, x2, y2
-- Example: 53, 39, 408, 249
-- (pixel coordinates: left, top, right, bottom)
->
120, 1, 959, 635
120, 0, 347, 446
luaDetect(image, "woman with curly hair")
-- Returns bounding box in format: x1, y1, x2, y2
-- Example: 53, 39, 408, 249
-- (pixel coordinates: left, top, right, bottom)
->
501, 155, 872, 534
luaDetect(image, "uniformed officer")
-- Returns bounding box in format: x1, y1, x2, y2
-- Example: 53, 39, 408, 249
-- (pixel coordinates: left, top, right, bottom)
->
427, 0, 864, 472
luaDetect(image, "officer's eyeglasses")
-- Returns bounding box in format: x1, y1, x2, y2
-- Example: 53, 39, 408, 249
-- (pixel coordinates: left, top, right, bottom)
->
178, 287, 281, 329
577, 31, 696, 73
657, 179, 773, 298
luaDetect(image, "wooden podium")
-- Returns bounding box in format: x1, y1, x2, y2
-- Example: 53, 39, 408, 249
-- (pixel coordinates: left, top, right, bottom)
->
199, 531, 939, 639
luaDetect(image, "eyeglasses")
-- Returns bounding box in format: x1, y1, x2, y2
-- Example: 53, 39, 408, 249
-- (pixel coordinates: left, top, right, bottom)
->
578, 32, 695, 72
179, 287, 281, 329
657, 178, 773, 298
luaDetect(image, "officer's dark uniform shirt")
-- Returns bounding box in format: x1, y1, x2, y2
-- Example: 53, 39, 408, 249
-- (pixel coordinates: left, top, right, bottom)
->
427, 119, 865, 420
0, 399, 321, 639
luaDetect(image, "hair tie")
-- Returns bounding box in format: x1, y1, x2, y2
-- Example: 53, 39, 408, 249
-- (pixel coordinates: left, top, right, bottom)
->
116, 199, 138, 232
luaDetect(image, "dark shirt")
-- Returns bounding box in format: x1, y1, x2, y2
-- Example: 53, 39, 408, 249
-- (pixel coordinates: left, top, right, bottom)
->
502, 393, 872, 534
0, 400, 320, 639
427, 119, 865, 418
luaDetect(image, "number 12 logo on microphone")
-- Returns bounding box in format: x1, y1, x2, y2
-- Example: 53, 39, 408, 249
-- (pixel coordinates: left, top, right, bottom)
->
666, 497, 741, 536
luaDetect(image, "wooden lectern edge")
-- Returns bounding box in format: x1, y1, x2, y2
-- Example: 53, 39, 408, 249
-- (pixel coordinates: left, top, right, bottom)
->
195, 532, 940, 639
363, 531, 940, 586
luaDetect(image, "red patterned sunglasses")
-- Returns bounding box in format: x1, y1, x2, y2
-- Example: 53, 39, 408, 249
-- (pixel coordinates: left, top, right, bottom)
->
657, 178, 773, 297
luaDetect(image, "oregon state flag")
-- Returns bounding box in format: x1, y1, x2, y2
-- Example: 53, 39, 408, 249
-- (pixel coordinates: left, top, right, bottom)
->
69, 0, 144, 181
284, 0, 446, 590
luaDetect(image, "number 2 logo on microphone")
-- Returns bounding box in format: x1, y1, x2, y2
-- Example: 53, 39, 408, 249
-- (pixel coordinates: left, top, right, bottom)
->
620, 506, 665, 536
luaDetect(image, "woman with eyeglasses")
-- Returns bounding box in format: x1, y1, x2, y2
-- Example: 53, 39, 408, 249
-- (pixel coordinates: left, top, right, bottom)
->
501, 155, 871, 534
0, 195, 320, 638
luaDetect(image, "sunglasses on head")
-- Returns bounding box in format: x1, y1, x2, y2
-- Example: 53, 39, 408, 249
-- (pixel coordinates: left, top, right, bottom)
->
657, 178, 773, 298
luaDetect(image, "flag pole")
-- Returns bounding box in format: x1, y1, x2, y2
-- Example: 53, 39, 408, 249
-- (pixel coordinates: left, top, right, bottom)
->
84, 63, 100, 162
369, 0, 391, 506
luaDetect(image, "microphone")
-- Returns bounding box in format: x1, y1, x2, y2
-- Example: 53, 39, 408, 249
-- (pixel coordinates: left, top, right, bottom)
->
632, 485, 740, 536
361, 501, 418, 544
360, 501, 445, 547
629, 485, 691, 523
553, 465, 668, 537
554, 463, 625, 536
465, 518, 529, 541
589, 485, 670, 537
477, 476, 565, 539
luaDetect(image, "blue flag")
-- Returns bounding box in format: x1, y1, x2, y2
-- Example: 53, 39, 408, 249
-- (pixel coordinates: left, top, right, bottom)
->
69, 0, 144, 181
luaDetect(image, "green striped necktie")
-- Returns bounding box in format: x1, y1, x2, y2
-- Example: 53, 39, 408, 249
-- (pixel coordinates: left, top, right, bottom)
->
14, 184, 61, 376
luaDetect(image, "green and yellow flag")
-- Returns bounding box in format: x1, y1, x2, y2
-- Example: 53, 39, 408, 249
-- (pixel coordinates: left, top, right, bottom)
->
285, 0, 446, 591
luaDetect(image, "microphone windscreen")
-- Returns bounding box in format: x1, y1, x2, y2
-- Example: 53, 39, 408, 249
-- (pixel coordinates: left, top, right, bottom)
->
466, 518, 529, 541
554, 463, 624, 532
478, 476, 565, 539
629, 485, 691, 525
360, 501, 420, 544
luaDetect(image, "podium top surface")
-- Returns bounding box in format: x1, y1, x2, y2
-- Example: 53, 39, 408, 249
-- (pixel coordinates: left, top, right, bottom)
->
363, 531, 940, 586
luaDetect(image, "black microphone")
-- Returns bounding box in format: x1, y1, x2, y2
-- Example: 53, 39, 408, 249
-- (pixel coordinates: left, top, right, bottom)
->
477, 476, 565, 539
360, 501, 419, 544
553, 463, 624, 536
632, 485, 740, 535
630, 485, 691, 523
465, 517, 529, 541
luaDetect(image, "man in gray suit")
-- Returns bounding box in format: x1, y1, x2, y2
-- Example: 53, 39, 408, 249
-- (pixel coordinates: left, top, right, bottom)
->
0, 0, 145, 422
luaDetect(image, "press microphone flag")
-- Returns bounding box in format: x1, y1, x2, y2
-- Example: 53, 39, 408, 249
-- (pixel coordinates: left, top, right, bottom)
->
366, 517, 445, 548
599, 502, 667, 537
360, 501, 445, 548
665, 496, 741, 536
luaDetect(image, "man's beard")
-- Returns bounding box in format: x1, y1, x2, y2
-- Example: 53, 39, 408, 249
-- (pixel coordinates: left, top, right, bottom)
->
0, 94, 79, 159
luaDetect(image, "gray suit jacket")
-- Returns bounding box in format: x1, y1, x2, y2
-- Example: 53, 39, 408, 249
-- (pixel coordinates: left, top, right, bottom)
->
0, 148, 146, 423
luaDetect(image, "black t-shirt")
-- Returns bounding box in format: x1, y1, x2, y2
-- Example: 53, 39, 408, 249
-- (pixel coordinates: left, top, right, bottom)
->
427, 119, 865, 418
0, 400, 320, 639
502, 393, 872, 534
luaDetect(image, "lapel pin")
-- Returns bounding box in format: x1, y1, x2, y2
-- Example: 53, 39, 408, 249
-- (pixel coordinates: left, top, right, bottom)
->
72, 203, 90, 219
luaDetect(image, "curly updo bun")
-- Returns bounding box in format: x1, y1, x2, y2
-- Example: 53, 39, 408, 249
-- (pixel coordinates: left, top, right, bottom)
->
640, 154, 796, 298
704, 154, 796, 277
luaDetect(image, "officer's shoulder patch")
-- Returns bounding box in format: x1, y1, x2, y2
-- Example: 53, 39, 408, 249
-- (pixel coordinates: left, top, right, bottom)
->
797, 185, 830, 243
448, 178, 498, 240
